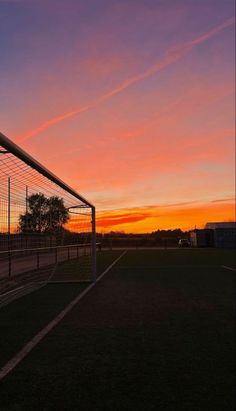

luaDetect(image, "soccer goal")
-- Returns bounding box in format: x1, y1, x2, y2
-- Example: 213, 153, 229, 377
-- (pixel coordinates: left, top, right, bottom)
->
0, 132, 97, 300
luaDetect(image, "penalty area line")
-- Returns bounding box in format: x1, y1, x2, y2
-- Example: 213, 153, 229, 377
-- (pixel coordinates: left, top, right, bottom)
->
221, 265, 236, 272
0, 250, 127, 381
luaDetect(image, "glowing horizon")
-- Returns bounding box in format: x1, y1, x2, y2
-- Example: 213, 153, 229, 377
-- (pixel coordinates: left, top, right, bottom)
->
73, 199, 235, 234
0, 0, 235, 233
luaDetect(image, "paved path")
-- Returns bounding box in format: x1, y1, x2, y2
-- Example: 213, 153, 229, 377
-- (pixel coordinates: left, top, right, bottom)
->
0, 246, 90, 279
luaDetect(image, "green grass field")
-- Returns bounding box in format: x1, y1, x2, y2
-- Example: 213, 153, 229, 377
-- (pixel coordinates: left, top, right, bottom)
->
0, 249, 235, 411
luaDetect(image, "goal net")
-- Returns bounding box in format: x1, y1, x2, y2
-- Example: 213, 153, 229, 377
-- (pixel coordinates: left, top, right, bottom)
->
0, 132, 97, 306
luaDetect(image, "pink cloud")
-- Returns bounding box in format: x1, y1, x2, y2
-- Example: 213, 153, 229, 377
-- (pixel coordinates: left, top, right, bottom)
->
18, 17, 235, 143
19, 104, 95, 142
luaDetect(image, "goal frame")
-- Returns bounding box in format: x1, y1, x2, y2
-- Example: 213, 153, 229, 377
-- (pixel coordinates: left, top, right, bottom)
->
0, 132, 96, 281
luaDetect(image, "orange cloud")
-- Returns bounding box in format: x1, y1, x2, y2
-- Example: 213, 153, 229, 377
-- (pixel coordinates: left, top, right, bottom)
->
18, 17, 235, 143
95, 200, 235, 233
96, 212, 151, 228
4, 199, 234, 235
47, 124, 234, 200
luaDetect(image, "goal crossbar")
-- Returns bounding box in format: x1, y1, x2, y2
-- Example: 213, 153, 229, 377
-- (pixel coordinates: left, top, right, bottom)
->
0, 132, 94, 209
0, 132, 96, 284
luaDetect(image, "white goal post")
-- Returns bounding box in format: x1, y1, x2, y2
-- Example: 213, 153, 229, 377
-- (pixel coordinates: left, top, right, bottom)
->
0, 132, 96, 285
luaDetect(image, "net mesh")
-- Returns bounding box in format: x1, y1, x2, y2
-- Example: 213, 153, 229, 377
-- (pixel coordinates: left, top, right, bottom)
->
0, 139, 95, 306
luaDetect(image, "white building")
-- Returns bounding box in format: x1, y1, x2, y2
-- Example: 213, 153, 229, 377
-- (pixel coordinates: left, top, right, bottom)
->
190, 222, 236, 248
207, 222, 236, 248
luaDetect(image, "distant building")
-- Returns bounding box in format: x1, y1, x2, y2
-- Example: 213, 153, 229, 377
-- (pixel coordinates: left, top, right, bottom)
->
206, 222, 236, 248
190, 229, 214, 247
190, 222, 236, 248
205, 222, 236, 229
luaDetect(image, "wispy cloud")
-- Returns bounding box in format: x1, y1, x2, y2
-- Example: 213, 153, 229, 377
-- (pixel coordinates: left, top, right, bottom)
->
211, 197, 235, 203
62, 198, 236, 232
20, 104, 95, 142
94, 198, 236, 232
19, 17, 235, 143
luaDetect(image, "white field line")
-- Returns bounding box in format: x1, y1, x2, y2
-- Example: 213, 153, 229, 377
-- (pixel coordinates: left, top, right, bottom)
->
221, 265, 236, 272
0, 250, 127, 381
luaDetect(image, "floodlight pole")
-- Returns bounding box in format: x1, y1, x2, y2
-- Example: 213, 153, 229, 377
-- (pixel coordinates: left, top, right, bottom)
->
91, 206, 96, 282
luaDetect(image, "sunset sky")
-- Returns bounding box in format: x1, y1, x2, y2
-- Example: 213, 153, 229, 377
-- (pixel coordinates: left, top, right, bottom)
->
0, 0, 235, 233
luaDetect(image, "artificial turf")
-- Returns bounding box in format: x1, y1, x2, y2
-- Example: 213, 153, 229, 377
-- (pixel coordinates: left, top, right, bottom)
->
0, 249, 235, 411
0, 250, 121, 368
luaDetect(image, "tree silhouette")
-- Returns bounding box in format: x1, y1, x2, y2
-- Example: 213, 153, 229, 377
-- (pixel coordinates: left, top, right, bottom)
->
18, 193, 69, 233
